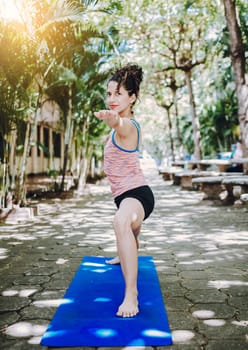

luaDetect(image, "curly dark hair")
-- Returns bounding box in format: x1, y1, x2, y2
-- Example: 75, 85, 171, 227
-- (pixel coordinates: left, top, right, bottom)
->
108, 64, 143, 99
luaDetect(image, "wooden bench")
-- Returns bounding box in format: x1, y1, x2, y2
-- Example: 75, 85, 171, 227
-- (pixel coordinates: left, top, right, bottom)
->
171, 157, 248, 173
170, 161, 187, 168
222, 176, 248, 204
192, 176, 225, 200
159, 167, 182, 181
173, 170, 221, 190
190, 159, 232, 172
192, 174, 248, 203
229, 157, 248, 165
172, 159, 233, 172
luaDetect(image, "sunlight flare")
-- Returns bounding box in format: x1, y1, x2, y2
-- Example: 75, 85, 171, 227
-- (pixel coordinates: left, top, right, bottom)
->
0, 0, 21, 21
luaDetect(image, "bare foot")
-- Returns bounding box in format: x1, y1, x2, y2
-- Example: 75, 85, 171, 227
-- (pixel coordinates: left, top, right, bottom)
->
106, 256, 120, 264
116, 294, 139, 318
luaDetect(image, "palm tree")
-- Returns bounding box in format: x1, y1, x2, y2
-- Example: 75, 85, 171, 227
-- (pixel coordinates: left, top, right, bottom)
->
0, 0, 105, 206
0, 20, 34, 208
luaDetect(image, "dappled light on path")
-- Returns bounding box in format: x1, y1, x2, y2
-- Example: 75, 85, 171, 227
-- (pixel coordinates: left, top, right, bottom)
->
203, 319, 226, 326
6, 321, 47, 337
172, 330, 195, 343
2, 289, 37, 297
33, 298, 72, 308
208, 280, 248, 288
0, 166, 247, 348
192, 310, 215, 318
5, 321, 47, 345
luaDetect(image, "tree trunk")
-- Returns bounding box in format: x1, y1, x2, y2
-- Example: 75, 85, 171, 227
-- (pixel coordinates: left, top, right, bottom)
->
16, 88, 42, 206
165, 108, 175, 162
184, 70, 202, 160
76, 112, 91, 192
223, 0, 248, 173
16, 121, 31, 206
60, 85, 73, 191
9, 129, 17, 192
172, 88, 184, 157
1, 143, 9, 208
77, 144, 93, 192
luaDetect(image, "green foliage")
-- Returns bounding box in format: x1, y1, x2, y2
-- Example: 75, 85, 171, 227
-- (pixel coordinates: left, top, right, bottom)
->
237, 0, 248, 51
199, 90, 238, 155
179, 115, 194, 155
0, 21, 34, 139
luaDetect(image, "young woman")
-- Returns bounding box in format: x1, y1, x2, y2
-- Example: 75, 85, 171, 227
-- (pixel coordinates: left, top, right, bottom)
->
94, 64, 154, 318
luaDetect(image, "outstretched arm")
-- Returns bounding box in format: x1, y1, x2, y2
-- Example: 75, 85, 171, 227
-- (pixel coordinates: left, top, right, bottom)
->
94, 110, 135, 139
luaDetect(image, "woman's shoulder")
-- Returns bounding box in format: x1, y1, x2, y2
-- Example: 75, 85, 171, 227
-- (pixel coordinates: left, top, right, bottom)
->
130, 118, 141, 130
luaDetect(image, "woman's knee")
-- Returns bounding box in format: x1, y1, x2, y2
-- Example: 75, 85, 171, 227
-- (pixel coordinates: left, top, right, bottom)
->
113, 210, 131, 233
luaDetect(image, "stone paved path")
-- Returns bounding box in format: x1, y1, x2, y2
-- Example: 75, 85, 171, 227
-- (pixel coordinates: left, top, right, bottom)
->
0, 165, 248, 350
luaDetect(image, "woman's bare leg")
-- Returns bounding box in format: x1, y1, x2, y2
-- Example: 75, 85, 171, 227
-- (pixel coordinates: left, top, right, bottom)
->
106, 225, 141, 265
111, 198, 144, 317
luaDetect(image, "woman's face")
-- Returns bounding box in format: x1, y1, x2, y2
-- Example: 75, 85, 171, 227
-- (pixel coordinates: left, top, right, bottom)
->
106, 81, 136, 117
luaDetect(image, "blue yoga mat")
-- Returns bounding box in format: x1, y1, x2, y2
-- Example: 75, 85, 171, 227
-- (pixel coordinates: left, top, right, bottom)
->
40, 256, 172, 347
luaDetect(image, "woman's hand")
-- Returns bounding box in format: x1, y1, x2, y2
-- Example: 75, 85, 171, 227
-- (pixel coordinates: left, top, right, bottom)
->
94, 110, 120, 128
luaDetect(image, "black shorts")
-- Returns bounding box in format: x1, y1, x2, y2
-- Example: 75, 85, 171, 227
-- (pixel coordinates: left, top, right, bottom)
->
114, 185, 155, 220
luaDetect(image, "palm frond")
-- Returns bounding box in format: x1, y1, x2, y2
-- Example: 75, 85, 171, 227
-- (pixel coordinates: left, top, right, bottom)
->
38, 0, 89, 33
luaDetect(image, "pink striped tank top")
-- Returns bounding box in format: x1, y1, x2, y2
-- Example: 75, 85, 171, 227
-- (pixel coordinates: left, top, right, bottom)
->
104, 119, 147, 198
